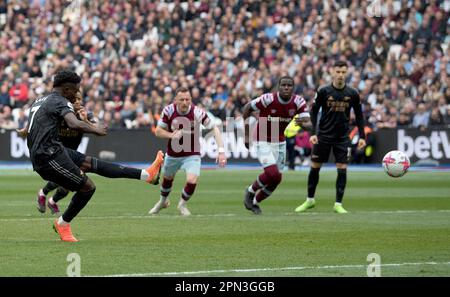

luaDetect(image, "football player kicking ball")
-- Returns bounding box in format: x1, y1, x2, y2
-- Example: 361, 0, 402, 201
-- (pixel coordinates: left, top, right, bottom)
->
26, 70, 164, 242
148, 87, 227, 216
18, 91, 96, 215
295, 61, 366, 214
243, 76, 311, 215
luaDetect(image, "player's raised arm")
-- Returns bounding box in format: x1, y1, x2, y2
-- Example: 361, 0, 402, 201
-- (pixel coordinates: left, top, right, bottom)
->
64, 112, 107, 136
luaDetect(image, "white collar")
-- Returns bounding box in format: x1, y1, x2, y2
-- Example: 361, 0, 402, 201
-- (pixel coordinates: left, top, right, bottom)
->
176, 104, 192, 115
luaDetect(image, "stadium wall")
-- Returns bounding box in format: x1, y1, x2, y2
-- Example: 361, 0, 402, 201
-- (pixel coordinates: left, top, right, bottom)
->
1, 128, 450, 165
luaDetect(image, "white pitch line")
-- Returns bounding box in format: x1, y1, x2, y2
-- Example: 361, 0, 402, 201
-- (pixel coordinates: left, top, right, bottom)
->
1, 209, 450, 222
92, 261, 450, 277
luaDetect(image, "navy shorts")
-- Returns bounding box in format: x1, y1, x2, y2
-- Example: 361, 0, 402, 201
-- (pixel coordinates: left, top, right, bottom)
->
311, 140, 351, 164
34, 148, 87, 192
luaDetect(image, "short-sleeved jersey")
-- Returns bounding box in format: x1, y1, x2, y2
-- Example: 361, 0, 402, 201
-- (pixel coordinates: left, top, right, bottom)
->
58, 112, 94, 150
250, 92, 309, 142
158, 103, 211, 157
311, 84, 365, 143
27, 92, 75, 164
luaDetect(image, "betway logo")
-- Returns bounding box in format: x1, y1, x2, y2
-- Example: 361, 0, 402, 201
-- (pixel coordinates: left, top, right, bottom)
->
398, 130, 450, 160
200, 131, 258, 159
10, 132, 89, 158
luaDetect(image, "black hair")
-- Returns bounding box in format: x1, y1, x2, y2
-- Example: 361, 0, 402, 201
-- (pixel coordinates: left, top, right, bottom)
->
278, 76, 294, 85
53, 70, 81, 88
334, 60, 348, 68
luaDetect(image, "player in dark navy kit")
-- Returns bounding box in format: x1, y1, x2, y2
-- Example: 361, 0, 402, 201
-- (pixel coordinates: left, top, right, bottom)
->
295, 61, 366, 214
26, 70, 164, 242
31, 91, 95, 215
242, 76, 311, 214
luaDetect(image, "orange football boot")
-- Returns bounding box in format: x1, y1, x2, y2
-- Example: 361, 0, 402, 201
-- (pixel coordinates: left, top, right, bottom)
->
145, 150, 165, 185
53, 219, 79, 242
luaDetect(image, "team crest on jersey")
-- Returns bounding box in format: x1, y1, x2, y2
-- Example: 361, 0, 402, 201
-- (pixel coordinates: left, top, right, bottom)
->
271, 109, 277, 114
288, 109, 296, 117
67, 102, 74, 112
343, 96, 351, 102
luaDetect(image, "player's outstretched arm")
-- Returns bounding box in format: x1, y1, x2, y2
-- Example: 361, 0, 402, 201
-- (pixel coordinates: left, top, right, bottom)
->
64, 112, 107, 136
212, 125, 227, 168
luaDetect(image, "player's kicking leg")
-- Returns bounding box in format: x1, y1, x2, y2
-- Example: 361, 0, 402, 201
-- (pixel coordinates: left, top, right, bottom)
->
78, 150, 165, 184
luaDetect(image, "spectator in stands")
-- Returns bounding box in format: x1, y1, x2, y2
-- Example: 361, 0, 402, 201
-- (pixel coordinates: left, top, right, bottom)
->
0, 0, 447, 136
412, 103, 431, 131
0, 83, 11, 108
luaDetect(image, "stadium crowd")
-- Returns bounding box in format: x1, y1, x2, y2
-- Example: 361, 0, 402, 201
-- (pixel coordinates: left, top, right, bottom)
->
0, 0, 449, 133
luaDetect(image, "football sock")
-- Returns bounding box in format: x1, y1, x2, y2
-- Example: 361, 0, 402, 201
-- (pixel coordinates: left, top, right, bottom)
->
307, 167, 320, 198
160, 178, 173, 202
43, 181, 59, 195
181, 183, 196, 201
57, 216, 69, 226
62, 188, 96, 223
91, 158, 141, 179
336, 168, 347, 203
251, 164, 281, 192
255, 166, 282, 203
250, 175, 266, 192
52, 187, 69, 203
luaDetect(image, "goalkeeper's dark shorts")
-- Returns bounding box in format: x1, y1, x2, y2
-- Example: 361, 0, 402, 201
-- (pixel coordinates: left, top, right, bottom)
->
311, 140, 351, 164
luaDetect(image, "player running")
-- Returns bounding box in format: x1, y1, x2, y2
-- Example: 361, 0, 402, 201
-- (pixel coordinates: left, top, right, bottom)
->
243, 76, 311, 215
148, 86, 227, 216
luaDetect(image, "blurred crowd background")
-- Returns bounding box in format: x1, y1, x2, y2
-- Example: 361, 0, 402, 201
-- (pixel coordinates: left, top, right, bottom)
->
0, 0, 449, 134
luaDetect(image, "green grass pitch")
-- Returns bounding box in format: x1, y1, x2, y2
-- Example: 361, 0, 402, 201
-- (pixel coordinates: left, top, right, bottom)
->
0, 169, 449, 276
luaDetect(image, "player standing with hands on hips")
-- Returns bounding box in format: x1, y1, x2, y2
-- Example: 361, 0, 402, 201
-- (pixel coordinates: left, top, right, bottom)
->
295, 61, 366, 214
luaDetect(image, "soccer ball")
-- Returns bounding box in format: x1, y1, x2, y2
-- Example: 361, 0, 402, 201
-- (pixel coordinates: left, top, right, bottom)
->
382, 150, 410, 178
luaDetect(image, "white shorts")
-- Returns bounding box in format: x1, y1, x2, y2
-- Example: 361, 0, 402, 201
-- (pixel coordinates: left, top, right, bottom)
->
255, 141, 286, 171
163, 155, 201, 177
